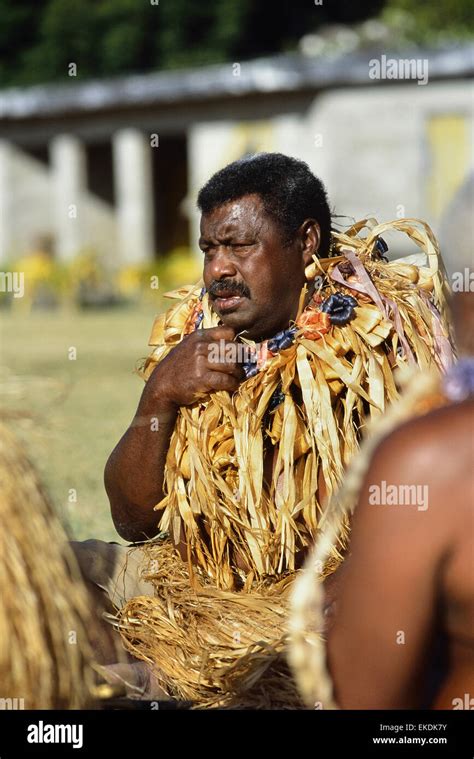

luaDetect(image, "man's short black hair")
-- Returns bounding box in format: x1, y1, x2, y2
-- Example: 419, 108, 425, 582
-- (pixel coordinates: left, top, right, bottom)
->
197, 152, 332, 257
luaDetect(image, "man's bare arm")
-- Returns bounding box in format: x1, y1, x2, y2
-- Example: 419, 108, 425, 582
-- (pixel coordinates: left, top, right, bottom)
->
104, 386, 178, 543
326, 410, 461, 709
104, 326, 241, 543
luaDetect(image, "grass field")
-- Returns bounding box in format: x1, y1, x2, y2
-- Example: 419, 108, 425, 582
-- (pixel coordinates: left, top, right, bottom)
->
0, 302, 165, 541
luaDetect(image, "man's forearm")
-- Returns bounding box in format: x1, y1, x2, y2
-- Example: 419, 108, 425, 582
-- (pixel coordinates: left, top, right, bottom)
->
104, 391, 178, 543
105, 325, 241, 543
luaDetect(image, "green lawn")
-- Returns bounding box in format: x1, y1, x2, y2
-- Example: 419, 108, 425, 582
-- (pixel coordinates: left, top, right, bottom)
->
0, 302, 164, 541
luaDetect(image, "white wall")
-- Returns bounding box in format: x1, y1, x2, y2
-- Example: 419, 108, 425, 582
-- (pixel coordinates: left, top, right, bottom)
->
186, 80, 473, 257
0, 143, 117, 265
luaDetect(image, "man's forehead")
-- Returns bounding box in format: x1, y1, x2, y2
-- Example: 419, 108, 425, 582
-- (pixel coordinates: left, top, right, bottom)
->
200, 195, 265, 235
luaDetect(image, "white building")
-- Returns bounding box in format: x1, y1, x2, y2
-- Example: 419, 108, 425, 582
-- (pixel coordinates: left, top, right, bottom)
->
0, 45, 472, 266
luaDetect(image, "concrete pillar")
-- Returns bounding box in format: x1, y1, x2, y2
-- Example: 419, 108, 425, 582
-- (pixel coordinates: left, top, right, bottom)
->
0, 140, 13, 263
187, 123, 234, 259
113, 128, 154, 265
50, 134, 87, 261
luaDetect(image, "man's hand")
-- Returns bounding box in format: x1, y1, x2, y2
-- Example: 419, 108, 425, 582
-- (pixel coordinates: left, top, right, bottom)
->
104, 326, 243, 543
145, 326, 243, 409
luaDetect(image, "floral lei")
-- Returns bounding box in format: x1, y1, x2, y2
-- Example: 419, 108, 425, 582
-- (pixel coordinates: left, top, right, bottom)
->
187, 285, 359, 410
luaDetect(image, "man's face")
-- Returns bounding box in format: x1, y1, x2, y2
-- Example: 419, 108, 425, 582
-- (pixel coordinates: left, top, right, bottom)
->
199, 194, 313, 341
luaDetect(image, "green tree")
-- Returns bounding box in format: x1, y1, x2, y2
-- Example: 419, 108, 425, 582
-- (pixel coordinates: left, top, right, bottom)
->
383, 0, 474, 44
0, 0, 47, 85
0, 0, 471, 88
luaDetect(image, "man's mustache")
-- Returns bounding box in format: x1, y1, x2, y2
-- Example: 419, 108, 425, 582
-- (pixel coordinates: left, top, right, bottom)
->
208, 279, 251, 299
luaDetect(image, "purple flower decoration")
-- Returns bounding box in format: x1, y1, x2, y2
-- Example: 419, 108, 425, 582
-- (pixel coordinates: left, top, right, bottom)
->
443, 358, 474, 402
321, 293, 358, 325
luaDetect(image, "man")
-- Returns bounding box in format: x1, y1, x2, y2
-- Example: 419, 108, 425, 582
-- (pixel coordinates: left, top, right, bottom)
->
104, 152, 330, 553
74, 153, 452, 706
290, 173, 473, 710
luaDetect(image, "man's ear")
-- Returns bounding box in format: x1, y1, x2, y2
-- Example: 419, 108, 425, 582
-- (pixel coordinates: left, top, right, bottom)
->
300, 219, 321, 267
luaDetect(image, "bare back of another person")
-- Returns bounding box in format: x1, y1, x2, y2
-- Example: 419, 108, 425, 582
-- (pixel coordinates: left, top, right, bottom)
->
433, 401, 474, 707
327, 397, 474, 709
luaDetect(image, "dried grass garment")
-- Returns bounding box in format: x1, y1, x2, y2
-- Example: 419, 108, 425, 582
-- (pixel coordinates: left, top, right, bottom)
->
113, 218, 453, 708
0, 421, 97, 708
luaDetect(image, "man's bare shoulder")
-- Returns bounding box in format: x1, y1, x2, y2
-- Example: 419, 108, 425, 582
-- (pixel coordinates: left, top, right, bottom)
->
352, 398, 474, 562
370, 397, 474, 494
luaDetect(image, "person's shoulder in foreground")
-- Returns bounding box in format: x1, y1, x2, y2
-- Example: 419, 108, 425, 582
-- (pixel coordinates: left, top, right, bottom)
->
328, 397, 474, 709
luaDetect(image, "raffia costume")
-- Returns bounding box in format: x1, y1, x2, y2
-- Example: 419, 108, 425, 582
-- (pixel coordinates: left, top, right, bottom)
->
113, 218, 453, 708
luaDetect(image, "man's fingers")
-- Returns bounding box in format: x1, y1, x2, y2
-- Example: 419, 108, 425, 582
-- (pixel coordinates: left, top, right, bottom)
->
206, 358, 244, 380
196, 348, 244, 379
203, 371, 240, 393
199, 326, 236, 342
198, 331, 247, 379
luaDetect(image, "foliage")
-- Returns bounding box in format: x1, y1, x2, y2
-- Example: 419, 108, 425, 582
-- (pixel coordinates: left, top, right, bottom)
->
0, 1, 470, 85
0, 0, 388, 86
382, 0, 474, 45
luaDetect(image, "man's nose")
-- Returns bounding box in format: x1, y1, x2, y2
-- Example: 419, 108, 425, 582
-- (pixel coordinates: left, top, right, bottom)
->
207, 247, 238, 280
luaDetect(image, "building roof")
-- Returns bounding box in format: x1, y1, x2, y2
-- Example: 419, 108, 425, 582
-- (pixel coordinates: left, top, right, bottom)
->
0, 45, 472, 121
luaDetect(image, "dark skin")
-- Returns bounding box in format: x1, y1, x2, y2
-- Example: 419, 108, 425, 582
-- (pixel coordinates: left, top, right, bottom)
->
104, 193, 321, 546
327, 400, 474, 709
199, 194, 319, 341
325, 293, 474, 708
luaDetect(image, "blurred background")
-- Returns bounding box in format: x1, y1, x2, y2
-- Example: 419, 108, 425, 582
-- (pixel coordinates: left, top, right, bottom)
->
0, 0, 473, 541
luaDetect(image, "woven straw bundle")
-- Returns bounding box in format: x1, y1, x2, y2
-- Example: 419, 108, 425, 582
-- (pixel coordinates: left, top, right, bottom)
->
114, 539, 306, 708
0, 421, 97, 708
